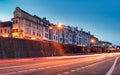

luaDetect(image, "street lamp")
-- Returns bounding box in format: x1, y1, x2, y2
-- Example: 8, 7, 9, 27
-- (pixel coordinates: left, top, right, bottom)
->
57, 23, 62, 28
90, 38, 96, 52
56, 23, 64, 44
102, 43, 105, 46
90, 38, 95, 44
48, 26, 56, 56
49, 26, 53, 30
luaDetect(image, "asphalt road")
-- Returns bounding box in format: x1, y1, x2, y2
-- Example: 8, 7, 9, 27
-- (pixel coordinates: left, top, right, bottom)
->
0, 53, 120, 75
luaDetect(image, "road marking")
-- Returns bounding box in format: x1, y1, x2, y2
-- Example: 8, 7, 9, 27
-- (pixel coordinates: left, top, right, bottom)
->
1, 54, 118, 75
0, 58, 85, 70
0, 61, 84, 75
63, 72, 69, 75
106, 57, 119, 75
58, 56, 116, 75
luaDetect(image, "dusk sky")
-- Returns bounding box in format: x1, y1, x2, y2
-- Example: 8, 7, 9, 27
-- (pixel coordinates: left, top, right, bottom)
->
0, 0, 120, 45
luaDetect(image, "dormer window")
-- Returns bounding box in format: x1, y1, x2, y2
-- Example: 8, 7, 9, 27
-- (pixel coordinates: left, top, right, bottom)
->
16, 14, 19, 17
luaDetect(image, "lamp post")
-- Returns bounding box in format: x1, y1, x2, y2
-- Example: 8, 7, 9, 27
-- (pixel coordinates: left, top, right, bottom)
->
90, 38, 96, 52
57, 23, 64, 44
49, 26, 55, 56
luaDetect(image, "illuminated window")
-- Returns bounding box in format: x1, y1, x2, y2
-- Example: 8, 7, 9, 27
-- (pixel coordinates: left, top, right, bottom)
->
4, 29, 7, 33
12, 29, 18, 32
33, 32, 35, 35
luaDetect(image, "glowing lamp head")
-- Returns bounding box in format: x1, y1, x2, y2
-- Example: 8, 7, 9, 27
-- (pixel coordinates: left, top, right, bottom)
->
90, 38, 95, 44
102, 43, 105, 46
49, 26, 52, 30
57, 23, 62, 28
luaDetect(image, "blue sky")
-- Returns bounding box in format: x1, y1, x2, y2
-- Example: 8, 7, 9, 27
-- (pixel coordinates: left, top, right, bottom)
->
0, 0, 120, 45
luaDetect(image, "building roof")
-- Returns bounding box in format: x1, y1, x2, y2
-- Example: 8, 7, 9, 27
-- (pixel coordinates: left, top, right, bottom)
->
0, 21, 12, 27
99, 41, 112, 45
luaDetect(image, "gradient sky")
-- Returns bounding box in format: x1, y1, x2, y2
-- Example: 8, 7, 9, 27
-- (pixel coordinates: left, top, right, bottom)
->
0, 0, 120, 45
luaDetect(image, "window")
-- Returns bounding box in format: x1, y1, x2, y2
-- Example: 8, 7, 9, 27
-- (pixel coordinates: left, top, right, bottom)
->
53, 30, 56, 34
45, 27, 48, 32
4, 29, 7, 33
25, 28, 31, 34
0, 29, 2, 33
37, 33, 41, 37
13, 21, 15, 24
33, 32, 35, 35
45, 33, 48, 38
54, 36, 55, 40
8, 30, 9, 33
56, 31, 58, 35
15, 14, 19, 17
16, 20, 18, 24
56, 36, 58, 40
12, 29, 18, 32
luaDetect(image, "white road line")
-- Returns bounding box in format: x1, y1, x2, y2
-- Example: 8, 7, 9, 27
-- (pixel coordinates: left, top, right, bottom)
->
106, 57, 119, 75
1, 54, 119, 75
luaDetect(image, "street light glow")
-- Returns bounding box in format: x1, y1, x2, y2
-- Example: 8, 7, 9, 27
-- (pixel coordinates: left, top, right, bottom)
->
90, 38, 96, 44
102, 43, 105, 46
49, 26, 52, 30
57, 23, 62, 28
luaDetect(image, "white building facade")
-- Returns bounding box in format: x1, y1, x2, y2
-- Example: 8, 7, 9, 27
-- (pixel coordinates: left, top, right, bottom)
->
12, 7, 50, 41
0, 7, 104, 46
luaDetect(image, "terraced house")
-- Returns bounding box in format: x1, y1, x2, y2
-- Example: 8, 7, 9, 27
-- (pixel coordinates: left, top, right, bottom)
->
0, 21, 12, 37
12, 7, 44, 40
0, 7, 110, 47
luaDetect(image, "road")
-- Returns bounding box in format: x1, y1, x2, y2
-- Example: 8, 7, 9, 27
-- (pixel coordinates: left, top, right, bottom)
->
0, 53, 120, 75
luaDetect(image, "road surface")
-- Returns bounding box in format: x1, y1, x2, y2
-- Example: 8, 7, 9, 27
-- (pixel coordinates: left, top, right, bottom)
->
0, 53, 120, 75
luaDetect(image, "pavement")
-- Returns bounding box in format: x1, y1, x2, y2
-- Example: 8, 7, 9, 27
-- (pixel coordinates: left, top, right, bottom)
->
0, 53, 120, 75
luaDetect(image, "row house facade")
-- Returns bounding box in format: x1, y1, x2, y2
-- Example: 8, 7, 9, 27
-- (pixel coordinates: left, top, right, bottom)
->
12, 7, 45, 40
49, 24, 59, 42
78, 30, 91, 46
0, 21, 12, 37
0, 7, 112, 47
11, 7, 99, 46
90, 35, 99, 46
57, 25, 91, 46
65, 26, 76, 44
99, 41, 112, 48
